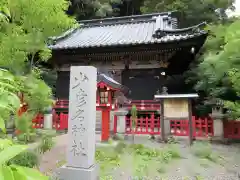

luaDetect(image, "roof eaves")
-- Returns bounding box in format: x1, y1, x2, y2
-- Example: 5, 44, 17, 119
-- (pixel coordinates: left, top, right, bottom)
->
48, 31, 207, 50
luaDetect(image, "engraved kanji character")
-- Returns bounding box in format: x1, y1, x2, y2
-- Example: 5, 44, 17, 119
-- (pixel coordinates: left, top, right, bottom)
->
70, 140, 87, 156
72, 124, 86, 136
72, 72, 89, 89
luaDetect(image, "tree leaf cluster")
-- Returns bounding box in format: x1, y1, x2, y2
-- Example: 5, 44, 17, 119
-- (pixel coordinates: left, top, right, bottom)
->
192, 18, 240, 118
141, 0, 235, 26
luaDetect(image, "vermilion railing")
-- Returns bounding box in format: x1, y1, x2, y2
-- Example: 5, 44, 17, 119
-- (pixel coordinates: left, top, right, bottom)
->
123, 100, 160, 111
170, 116, 214, 137
32, 114, 44, 128
52, 112, 68, 130
224, 120, 240, 139
125, 113, 161, 135
113, 115, 214, 137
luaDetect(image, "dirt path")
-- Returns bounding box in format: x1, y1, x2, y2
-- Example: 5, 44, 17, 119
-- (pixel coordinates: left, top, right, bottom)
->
39, 134, 68, 175
38, 135, 240, 179
38, 133, 104, 175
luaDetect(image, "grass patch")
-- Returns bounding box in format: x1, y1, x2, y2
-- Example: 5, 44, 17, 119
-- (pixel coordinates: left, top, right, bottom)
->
191, 141, 219, 163
198, 158, 210, 168
95, 142, 182, 178
95, 146, 121, 177
56, 159, 66, 168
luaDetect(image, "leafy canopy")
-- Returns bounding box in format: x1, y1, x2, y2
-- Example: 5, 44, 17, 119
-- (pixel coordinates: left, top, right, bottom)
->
141, 0, 235, 26
193, 18, 240, 118
0, 0, 76, 73
0, 0, 75, 130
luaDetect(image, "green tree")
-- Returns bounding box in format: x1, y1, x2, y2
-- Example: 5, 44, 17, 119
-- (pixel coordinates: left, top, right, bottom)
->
67, 0, 114, 20
0, 0, 75, 129
141, 0, 235, 26
191, 18, 240, 118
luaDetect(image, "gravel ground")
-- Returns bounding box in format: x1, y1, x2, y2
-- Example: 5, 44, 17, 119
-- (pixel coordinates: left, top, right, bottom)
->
39, 134, 240, 179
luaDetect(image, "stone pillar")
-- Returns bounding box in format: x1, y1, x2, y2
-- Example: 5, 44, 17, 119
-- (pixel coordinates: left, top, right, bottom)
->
43, 114, 53, 129
114, 109, 128, 134
211, 107, 224, 141
43, 106, 53, 129
59, 66, 98, 180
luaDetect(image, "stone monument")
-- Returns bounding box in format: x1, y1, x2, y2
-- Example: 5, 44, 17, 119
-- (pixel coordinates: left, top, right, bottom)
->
59, 66, 98, 180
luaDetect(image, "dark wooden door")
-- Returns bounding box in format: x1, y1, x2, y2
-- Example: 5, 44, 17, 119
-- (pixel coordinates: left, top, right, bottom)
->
122, 69, 165, 100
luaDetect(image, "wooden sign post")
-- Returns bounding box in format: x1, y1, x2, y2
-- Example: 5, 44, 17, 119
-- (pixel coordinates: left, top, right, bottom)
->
154, 94, 198, 145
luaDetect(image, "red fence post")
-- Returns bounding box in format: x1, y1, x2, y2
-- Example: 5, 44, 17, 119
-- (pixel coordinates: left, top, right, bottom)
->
150, 113, 154, 134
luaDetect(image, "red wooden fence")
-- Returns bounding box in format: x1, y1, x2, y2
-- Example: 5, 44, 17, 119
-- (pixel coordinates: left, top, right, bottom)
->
123, 116, 214, 137
170, 116, 214, 137
53, 112, 68, 130
32, 111, 240, 140
224, 120, 240, 139
123, 100, 160, 111
125, 113, 161, 135
32, 114, 44, 128
32, 112, 68, 130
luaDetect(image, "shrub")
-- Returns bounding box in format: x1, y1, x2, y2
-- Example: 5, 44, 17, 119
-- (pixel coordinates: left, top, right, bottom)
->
17, 133, 38, 143
191, 141, 218, 162
7, 150, 39, 168
0, 139, 48, 179
38, 135, 55, 154
114, 141, 126, 154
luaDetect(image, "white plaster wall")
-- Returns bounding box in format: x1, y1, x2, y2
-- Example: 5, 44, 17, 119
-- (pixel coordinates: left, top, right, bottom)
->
96, 110, 102, 132
110, 111, 115, 132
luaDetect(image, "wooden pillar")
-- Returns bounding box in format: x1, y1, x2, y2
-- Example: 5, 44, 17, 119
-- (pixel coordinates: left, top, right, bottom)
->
101, 109, 110, 141
188, 99, 193, 145
160, 100, 165, 142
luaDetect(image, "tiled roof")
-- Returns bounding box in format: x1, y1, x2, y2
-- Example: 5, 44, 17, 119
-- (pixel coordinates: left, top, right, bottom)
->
49, 12, 207, 50
97, 73, 129, 94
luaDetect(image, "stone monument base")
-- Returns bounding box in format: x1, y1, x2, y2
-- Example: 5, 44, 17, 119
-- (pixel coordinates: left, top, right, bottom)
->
58, 164, 99, 180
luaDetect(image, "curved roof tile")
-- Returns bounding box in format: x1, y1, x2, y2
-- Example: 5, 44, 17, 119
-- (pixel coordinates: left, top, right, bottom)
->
49, 12, 207, 50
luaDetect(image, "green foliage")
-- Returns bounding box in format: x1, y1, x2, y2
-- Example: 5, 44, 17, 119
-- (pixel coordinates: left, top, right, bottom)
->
141, 0, 234, 26
130, 105, 137, 127
129, 144, 181, 161
96, 143, 182, 179
191, 141, 219, 162
0, 69, 20, 134
7, 150, 39, 168
20, 72, 53, 113
38, 135, 55, 154
191, 18, 240, 118
14, 112, 38, 144
0, 139, 13, 151
95, 147, 121, 174
0, 0, 76, 139
114, 141, 127, 154
67, 0, 113, 20
0, 0, 76, 125
0, 139, 48, 179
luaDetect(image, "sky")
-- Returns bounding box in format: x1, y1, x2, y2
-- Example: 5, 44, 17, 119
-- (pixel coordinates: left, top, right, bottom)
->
228, 0, 240, 16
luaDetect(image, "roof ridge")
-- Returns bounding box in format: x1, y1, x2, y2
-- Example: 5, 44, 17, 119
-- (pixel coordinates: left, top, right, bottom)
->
78, 11, 177, 23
